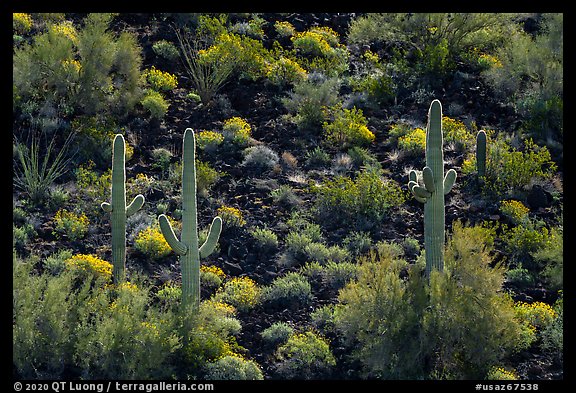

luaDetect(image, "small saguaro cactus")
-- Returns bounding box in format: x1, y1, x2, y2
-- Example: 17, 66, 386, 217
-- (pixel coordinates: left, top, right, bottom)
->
407, 100, 457, 276
101, 134, 145, 283
158, 128, 222, 310
476, 130, 487, 177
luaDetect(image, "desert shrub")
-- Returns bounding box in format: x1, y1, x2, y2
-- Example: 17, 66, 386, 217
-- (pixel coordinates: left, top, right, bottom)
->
261, 272, 313, 309
501, 219, 552, 266
291, 26, 349, 76
152, 39, 180, 61
334, 221, 530, 379
52, 208, 89, 241
486, 366, 519, 381
13, 223, 36, 253
217, 206, 246, 228
64, 253, 112, 280
75, 160, 113, 203
200, 265, 226, 293
505, 266, 535, 289
261, 322, 294, 348
282, 73, 341, 131
323, 261, 360, 289
214, 276, 261, 312
182, 300, 244, 372
500, 199, 530, 225
305, 146, 331, 168
347, 146, 381, 170
274, 20, 296, 38
13, 13, 33, 35
397, 127, 426, 155
482, 137, 557, 198
482, 14, 563, 145
270, 185, 301, 208
266, 56, 308, 86
349, 50, 396, 107
313, 168, 406, 230
43, 249, 73, 275
532, 226, 563, 291
13, 13, 144, 126
150, 147, 173, 177
13, 129, 75, 205
343, 231, 373, 256
141, 89, 169, 119
196, 130, 224, 152
196, 160, 221, 196
323, 106, 375, 149
144, 66, 178, 92
442, 115, 476, 151
204, 354, 264, 380
540, 294, 563, 360
241, 145, 280, 170
222, 116, 252, 146
250, 226, 279, 252
134, 224, 172, 260
274, 330, 336, 379
198, 31, 272, 81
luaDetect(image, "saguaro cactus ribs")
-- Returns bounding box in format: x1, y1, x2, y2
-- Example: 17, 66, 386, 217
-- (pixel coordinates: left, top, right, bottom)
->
101, 134, 145, 283
158, 128, 222, 309
407, 100, 457, 275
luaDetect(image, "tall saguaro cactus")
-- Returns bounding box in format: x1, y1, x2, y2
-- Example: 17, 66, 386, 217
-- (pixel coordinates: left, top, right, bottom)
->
158, 128, 222, 310
101, 134, 145, 283
407, 100, 457, 275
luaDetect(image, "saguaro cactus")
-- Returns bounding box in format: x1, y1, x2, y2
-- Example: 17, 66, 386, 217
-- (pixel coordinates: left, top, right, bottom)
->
158, 128, 222, 310
407, 100, 457, 275
476, 130, 487, 177
101, 134, 145, 283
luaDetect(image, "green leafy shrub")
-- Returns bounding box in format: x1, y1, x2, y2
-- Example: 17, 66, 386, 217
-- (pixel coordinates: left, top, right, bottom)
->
141, 89, 169, 119
204, 355, 264, 380
323, 106, 375, 149
334, 221, 530, 379
313, 168, 406, 230
265, 56, 308, 86
282, 74, 340, 131
481, 137, 557, 198
152, 39, 180, 61
500, 199, 530, 225
261, 322, 294, 348
274, 330, 336, 379
261, 272, 313, 309
250, 226, 279, 252
13, 13, 144, 125
196, 160, 221, 196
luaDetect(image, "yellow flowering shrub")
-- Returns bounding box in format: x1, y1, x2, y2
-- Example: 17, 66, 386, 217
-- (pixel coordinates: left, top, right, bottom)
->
53, 209, 90, 241
65, 253, 112, 279
398, 127, 426, 154
266, 56, 308, 86
13, 13, 33, 34
49, 21, 78, 44
274, 20, 296, 37
442, 115, 475, 149
500, 200, 530, 225
145, 66, 178, 92
196, 130, 224, 150
323, 106, 375, 149
217, 206, 246, 227
486, 366, 519, 380
134, 225, 172, 260
215, 276, 261, 312
222, 117, 251, 145
201, 265, 226, 280
514, 301, 557, 330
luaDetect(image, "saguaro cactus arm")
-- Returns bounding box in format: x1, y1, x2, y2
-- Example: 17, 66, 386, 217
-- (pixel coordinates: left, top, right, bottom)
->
127, 194, 145, 216
443, 169, 457, 194
199, 216, 223, 258
159, 214, 188, 255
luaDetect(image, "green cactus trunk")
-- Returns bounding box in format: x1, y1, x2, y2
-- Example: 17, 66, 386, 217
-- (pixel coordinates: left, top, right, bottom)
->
407, 100, 457, 276
476, 130, 487, 177
159, 129, 222, 310
101, 134, 145, 284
